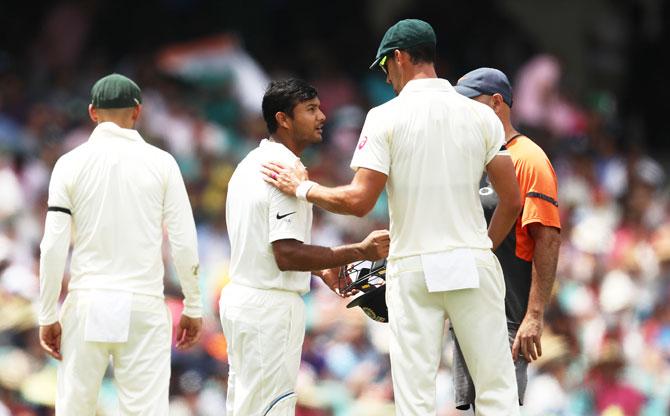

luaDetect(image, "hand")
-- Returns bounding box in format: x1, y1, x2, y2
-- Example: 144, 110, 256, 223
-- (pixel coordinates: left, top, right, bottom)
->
175, 315, 203, 351
512, 313, 543, 361
262, 160, 309, 196
359, 230, 390, 260
319, 267, 358, 298
39, 322, 63, 360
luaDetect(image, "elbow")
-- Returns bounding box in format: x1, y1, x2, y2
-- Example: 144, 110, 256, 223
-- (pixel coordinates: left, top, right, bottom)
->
349, 199, 375, 218
511, 198, 523, 217
275, 256, 290, 272
351, 204, 372, 218
273, 250, 293, 271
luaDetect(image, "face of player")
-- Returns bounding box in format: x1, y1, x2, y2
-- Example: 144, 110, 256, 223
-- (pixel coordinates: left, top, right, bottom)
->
384, 55, 403, 95
289, 97, 326, 145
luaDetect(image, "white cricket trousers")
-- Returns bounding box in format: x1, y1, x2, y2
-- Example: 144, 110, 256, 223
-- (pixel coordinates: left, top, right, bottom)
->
386, 250, 520, 416
56, 290, 171, 415
219, 282, 305, 416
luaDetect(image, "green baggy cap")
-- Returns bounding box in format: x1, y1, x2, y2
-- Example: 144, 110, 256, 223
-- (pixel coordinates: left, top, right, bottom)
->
369, 19, 436, 70
91, 73, 142, 109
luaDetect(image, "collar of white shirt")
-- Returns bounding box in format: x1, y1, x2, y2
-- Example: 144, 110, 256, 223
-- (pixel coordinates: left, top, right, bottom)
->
399, 78, 455, 95
89, 122, 144, 143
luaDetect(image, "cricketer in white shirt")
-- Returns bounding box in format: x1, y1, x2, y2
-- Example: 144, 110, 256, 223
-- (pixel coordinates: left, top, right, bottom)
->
262, 19, 523, 416
221, 78, 389, 416
39, 90, 202, 414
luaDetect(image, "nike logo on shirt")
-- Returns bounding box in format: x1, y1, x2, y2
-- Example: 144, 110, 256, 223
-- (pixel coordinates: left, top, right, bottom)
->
276, 211, 296, 220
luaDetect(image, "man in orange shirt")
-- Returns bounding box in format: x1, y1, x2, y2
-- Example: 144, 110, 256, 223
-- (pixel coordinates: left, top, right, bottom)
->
452, 67, 562, 410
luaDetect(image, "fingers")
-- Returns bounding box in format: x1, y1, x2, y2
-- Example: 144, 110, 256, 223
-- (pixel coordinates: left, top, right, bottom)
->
264, 161, 286, 171
511, 335, 520, 361
176, 318, 203, 350
515, 334, 541, 362
261, 167, 278, 182
39, 332, 62, 361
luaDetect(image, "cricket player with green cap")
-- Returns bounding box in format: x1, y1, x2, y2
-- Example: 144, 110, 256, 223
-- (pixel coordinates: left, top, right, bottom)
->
38, 73, 203, 415
263, 19, 522, 415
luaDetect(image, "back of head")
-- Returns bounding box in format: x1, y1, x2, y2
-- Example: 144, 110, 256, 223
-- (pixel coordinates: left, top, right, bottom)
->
91, 73, 142, 110
455, 67, 513, 107
90, 73, 143, 126
261, 78, 318, 134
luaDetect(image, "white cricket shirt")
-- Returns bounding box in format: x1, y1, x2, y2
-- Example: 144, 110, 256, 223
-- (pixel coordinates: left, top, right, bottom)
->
226, 139, 313, 294
351, 78, 505, 259
39, 122, 201, 325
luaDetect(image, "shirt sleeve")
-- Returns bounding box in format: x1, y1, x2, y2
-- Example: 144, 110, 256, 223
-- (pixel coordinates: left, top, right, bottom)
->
350, 108, 391, 174
163, 155, 202, 318
268, 187, 309, 243
484, 111, 506, 165
517, 154, 561, 230
39, 160, 73, 325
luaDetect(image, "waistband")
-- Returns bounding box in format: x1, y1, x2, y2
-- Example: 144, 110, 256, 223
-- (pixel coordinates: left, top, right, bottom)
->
222, 281, 302, 300
67, 288, 164, 310
388, 248, 496, 274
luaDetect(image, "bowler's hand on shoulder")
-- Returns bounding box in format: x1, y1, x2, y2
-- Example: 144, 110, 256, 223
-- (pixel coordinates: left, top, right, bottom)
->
39, 322, 62, 360
262, 160, 308, 195
360, 230, 390, 260
176, 315, 203, 351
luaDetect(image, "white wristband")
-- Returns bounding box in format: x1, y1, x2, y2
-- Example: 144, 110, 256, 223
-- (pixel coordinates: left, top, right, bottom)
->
295, 180, 316, 201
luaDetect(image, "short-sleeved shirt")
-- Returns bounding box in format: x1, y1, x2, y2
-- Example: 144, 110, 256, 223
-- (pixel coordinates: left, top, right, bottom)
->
479, 134, 561, 323
350, 78, 505, 259
226, 139, 313, 294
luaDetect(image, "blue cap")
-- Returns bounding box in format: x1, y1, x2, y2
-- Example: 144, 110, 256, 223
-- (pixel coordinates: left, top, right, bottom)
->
455, 67, 513, 107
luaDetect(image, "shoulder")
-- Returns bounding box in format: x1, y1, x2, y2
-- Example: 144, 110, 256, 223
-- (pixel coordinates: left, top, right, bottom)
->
142, 142, 178, 164
257, 140, 299, 166
52, 143, 89, 175
510, 136, 552, 168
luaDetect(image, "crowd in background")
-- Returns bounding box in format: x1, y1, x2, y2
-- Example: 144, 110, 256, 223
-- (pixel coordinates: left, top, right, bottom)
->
1, 2, 670, 415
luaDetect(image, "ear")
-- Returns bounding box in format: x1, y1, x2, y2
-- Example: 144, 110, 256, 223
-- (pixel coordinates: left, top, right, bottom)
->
88, 104, 98, 123
275, 111, 291, 130
393, 49, 404, 64
491, 93, 505, 114
132, 104, 142, 122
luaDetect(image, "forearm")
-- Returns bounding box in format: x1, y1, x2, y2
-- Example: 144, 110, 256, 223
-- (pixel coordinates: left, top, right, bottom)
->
488, 202, 519, 250
307, 183, 371, 217
526, 229, 560, 317
172, 249, 202, 318
166, 216, 202, 318
169, 229, 202, 318
275, 242, 365, 272
38, 213, 71, 325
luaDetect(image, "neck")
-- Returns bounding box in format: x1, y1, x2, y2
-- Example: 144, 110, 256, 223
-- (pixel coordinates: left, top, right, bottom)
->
500, 117, 519, 143
99, 119, 135, 129
270, 132, 303, 156
400, 63, 437, 90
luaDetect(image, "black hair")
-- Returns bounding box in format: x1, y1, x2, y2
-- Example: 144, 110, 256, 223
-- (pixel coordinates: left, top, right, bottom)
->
404, 42, 436, 65
261, 78, 318, 134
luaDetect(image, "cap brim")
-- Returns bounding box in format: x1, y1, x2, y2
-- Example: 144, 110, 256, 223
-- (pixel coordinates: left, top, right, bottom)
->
369, 56, 383, 71
454, 84, 483, 98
